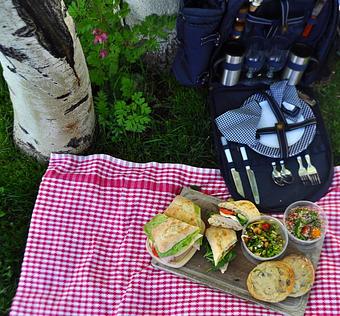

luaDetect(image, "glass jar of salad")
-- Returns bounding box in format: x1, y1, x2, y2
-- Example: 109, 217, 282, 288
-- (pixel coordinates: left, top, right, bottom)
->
241, 215, 288, 262
284, 201, 327, 246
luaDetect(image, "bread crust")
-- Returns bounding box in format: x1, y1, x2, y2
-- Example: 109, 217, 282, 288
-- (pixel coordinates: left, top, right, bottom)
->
152, 217, 198, 253
165, 195, 205, 233
205, 226, 237, 266
247, 261, 295, 303
282, 254, 315, 297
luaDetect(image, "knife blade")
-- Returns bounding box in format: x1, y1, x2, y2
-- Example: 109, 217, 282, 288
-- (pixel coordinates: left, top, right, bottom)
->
220, 137, 245, 197
240, 146, 260, 204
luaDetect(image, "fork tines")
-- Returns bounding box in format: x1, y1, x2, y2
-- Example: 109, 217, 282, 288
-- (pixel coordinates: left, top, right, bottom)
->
297, 154, 321, 185
297, 156, 309, 185
305, 154, 321, 185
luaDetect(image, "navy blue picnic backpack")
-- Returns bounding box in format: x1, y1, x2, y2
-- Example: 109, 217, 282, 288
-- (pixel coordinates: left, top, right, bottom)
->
172, 0, 339, 211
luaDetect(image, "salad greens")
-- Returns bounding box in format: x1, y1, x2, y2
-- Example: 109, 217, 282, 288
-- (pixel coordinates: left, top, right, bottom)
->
286, 207, 322, 240
243, 221, 284, 258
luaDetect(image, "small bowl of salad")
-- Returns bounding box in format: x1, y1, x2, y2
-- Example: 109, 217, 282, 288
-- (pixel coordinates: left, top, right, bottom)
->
241, 216, 288, 262
284, 201, 327, 246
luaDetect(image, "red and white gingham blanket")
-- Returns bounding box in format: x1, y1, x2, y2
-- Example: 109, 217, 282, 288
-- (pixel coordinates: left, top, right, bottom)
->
10, 154, 340, 315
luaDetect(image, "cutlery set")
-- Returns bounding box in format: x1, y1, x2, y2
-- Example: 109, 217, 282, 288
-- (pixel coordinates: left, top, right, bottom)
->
272, 154, 320, 187
221, 136, 321, 205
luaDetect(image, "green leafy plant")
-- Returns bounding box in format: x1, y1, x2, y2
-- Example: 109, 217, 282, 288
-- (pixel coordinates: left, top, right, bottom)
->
68, 0, 175, 141
95, 90, 151, 141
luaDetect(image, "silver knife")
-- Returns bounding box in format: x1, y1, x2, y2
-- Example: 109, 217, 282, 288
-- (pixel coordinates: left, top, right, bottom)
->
220, 137, 245, 197
240, 146, 260, 204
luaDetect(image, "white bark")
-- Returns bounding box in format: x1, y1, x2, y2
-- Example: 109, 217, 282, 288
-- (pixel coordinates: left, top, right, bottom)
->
0, 0, 95, 160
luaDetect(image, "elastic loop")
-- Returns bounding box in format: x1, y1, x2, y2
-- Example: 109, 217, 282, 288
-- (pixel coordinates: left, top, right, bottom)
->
224, 63, 243, 71
286, 60, 308, 71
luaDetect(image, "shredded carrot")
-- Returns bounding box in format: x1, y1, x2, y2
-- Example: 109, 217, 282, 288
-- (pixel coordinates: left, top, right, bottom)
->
311, 227, 321, 239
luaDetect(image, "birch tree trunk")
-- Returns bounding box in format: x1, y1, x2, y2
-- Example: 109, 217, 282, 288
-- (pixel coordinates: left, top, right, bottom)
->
0, 0, 95, 161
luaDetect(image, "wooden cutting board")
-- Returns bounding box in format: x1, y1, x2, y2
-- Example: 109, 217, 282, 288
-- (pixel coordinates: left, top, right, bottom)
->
151, 187, 324, 316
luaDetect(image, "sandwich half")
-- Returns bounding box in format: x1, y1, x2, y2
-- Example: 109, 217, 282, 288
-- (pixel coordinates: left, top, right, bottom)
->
164, 195, 205, 234
204, 226, 237, 273
208, 200, 261, 231
144, 213, 203, 268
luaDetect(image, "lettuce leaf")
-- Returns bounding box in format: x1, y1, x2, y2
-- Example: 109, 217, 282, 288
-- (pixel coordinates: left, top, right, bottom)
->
158, 230, 201, 258
204, 239, 236, 270
194, 204, 201, 218
143, 214, 168, 241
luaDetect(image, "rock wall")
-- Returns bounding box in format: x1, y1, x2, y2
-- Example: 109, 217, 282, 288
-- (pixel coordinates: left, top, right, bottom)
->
125, 0, 180, 69
124, 0, 179, 25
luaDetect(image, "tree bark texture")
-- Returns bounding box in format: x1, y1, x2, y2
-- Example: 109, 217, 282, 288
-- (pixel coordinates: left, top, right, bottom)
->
0, 0, 95, 160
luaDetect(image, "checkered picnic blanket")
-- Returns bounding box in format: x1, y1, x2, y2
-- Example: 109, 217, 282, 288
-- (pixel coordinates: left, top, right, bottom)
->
10, 154, 340, 315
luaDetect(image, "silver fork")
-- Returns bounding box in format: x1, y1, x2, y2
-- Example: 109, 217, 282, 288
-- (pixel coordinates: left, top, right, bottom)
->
305, 154, 321, 185
297, 156, 309, 185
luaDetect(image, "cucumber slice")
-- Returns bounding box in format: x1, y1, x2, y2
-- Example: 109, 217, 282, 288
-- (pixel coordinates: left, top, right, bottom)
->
236, 213, 248, 226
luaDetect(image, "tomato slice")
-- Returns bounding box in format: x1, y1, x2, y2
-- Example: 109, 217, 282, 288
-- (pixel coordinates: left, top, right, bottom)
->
219, 208, 236, 216
301, 225, 311, 237
151, 245, 159, 258
262, 223, 271, 231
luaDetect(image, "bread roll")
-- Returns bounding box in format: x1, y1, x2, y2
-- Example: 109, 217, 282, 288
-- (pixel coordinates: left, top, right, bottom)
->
247, 261, 295, 303
282, 254, 315, 297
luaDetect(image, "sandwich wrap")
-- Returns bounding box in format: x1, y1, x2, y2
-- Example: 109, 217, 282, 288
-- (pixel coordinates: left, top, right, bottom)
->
204, 226, 237, 273
208, 200, 261, 231
144, 214, 203, 268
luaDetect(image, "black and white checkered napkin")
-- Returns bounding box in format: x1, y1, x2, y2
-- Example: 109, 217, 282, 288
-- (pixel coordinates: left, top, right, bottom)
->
215, 81, 316, 158
215, 100, 261, 145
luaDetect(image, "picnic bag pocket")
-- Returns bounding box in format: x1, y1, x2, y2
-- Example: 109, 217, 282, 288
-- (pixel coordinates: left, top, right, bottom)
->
172, 0, 225, 86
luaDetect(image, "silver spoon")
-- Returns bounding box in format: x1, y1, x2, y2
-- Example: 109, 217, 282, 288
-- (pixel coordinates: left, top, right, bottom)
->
280, 160, 294, 184
271, 162, 285, 186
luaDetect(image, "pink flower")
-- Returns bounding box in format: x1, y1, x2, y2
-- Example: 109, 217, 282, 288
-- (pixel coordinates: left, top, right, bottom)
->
100, 32, 108, 42
99, 49, 108, 59
93, 32, 108, 45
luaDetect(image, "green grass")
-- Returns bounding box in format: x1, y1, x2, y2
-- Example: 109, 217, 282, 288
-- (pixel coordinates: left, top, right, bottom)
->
0, 59, 339, 314
317, 64, 340, 163
91, 74, 216, 166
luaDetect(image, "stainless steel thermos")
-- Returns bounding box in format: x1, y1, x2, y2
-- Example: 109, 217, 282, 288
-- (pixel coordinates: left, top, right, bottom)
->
221, 41, 245, 86
282, 43, 312, 85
